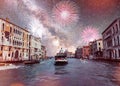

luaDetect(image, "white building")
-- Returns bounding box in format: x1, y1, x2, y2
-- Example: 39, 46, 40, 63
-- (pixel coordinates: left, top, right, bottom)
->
92, 39, 103, 59
102, 18, 120, 59
29, 35, 42, 60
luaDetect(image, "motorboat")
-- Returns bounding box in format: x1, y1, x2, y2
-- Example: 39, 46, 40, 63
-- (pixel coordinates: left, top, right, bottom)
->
54, 48, 68, 65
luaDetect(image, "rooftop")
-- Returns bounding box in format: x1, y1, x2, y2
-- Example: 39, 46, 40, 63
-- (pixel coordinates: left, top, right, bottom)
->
0, 18, 30, 32
102, 18, 120, 34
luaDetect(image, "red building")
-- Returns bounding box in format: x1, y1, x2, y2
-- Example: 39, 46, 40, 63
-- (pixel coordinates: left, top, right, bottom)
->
82, 46, 90, 59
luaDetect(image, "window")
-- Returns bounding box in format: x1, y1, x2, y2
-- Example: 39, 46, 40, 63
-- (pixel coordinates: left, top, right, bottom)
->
13, 40, 14, 45
8, 54, 10, 57
116, 24, 118, 33
17, 41, 18, 45
14, 29, 15, 33
118, 36, 119, 45
113, 27, 115, 34
1, 46, 3, 51
107, 39, 112, 47
16, 30, 18, 33
2, 23, 4, 30
99, 43, 100, 45
10, 27, 12, 33
15, 41, 16, 45
2, 36, 3, 42
99, 47, 101, 51
114, 37, 116, 46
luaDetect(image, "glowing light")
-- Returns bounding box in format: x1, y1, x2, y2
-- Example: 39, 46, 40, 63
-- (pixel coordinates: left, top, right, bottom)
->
60, 10, 70, 20
68, 46, 75, 53
53, 39, 60, 47
52, 0, 79, 26
81, 26, 100, 44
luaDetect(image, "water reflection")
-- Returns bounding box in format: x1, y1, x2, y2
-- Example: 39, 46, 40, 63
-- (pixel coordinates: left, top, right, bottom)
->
112, 63, 120, 85
0, 59, 120, 86
0, 64, 22, 70
54, 65, 69, 75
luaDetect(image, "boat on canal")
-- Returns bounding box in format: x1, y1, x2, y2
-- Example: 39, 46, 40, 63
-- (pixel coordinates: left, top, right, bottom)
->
54, 48, 68, 65
23, 60, 40, 64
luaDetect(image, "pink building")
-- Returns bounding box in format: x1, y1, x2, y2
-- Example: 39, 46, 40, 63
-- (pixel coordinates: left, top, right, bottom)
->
82, 46, 90, 59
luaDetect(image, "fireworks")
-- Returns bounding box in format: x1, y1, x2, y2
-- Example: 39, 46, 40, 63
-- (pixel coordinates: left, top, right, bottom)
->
52, 0, 79, 26
81, 26, 100, 44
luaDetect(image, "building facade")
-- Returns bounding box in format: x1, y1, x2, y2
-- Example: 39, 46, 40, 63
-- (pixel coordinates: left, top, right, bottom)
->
92, 39, 103, 59
0, 18, 43, 61
75, 47, 83, 58
41, 45, 47, 60
82, 46, 90, 59
0, 18, 30, 61
89, 42, 94, 55
102, 18, 120, 60
29, 35, 42, 60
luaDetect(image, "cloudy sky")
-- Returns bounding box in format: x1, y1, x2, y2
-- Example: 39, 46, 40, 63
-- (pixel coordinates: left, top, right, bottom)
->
0, 0, 120, 56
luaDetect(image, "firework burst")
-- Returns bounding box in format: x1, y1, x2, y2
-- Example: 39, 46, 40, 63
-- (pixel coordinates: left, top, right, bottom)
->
81, 26, 100, 44
52, 0, 79, 26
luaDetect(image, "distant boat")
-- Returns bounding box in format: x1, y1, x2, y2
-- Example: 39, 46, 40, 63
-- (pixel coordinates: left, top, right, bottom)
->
54, 48, 68, 65
23, 60, 40, 64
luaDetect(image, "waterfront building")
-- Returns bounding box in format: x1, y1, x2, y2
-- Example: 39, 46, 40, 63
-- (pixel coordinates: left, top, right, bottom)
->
29, 35, 42, 60
64, 50, 74, 58
89, 42, 94, 55
0, 18, 30, 61
75, 47, 83, 58
0, 18, 44, 61
92, 39, 103, 59
102, 18, 120, 59
82, 46, 90, 59
41, 45, 47, 60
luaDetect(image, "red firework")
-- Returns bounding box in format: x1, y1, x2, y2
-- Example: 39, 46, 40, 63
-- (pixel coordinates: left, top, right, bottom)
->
52, 0, 79, 26
81, 26, 100, 44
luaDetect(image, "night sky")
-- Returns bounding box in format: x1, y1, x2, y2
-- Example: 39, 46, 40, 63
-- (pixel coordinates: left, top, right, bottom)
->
0, 0, 120, 56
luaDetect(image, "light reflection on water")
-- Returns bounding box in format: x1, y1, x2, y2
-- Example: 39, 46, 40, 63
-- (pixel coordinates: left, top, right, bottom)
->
112, 63, 120, 85
0, 64, 23, 70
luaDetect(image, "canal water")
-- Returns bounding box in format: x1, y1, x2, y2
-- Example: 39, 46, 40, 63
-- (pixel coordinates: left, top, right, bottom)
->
0, 58, 120, 86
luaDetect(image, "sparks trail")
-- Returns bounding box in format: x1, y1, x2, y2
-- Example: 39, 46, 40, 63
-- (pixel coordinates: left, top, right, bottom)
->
52, 0, 79, 26
81, 26, 100, 44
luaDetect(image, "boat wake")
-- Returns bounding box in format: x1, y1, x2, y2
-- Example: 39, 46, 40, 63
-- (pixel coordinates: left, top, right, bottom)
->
80, 59, 88, 63
0, 64, 22, 71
